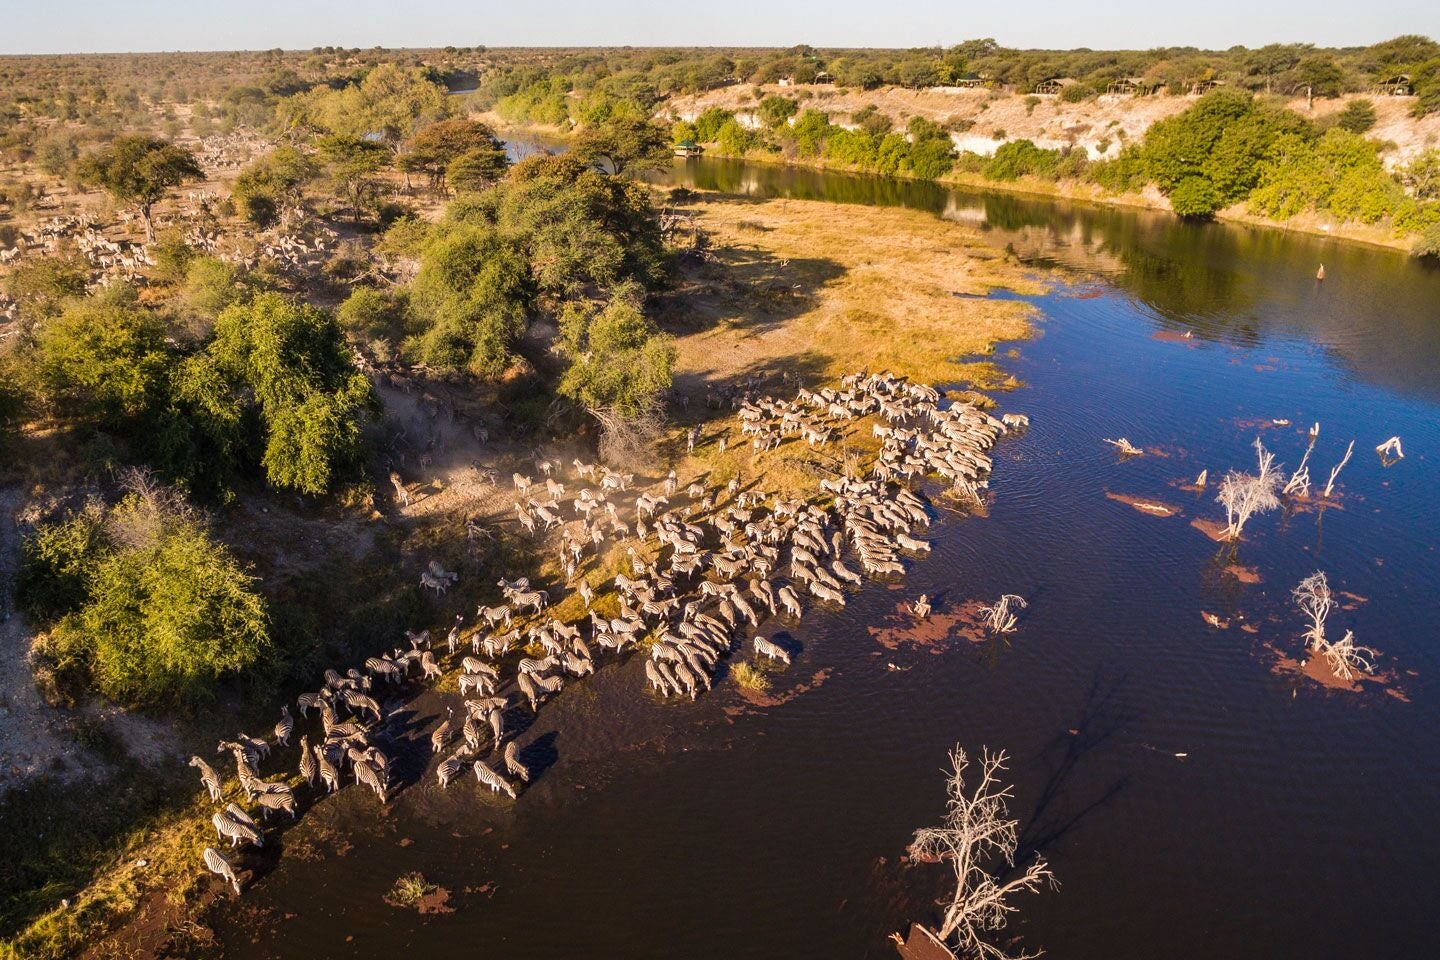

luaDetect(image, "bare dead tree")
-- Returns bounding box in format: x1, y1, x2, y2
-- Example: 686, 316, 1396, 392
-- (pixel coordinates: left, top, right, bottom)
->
977, 595, 1027, 635
1102, 437, 1142, 456
1292, 571, 1334, 650
1321, 630, 1378, 681
592, 403, 664, 470
1283, 439, 1315, 497
1322, 440, 1354, 498
908, 747, 1056, 960
1194, 468, 1208, 489
1375, 436, 1404, 464
1216, 468, 1281, 540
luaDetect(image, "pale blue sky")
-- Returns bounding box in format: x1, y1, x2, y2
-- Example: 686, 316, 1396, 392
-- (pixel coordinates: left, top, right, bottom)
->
1, 0, 1435, 54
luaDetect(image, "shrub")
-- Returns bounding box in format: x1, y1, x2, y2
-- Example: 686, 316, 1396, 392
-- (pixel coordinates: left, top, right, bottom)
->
1413, 222, 1440, 258
1335, 99, 1377, 134
983, 139, 1061, 181
24, 486, 272, 707
1169, 176, 1223, 217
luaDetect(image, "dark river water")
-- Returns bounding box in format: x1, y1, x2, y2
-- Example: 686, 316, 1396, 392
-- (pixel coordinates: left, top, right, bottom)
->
214, 152, 1440, 959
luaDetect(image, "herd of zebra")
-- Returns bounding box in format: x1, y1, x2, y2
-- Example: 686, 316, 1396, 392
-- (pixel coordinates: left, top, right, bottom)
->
193, 370, 1027, 895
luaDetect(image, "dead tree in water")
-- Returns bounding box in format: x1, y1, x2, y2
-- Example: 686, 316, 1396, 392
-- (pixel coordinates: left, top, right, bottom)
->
978, 595, 1027, 635
1216, 441, 1283, 540
1292, 572, 1378, 681
1102, 437, 1142, 456
1292, 571, 1335, 650
1322, 440, 1354, 498
907, 747, 1056, 960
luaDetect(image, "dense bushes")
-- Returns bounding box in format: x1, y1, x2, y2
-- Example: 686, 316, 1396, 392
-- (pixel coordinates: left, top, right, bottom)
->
22, 484, 272, 707
16, 279, 372, 498
557, 296, 675, 416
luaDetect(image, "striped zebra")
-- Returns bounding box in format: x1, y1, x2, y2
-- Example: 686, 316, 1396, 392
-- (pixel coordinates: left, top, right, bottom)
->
477, 604, 512, 630
446, 618, 463, 655
461, 657, 498, 678
340, 688, 381, 723
296, 691, 325, 718
203, 847, 242, 895
255, 785, 297, 820
212, 810, 263, 848
517, 672, 540, 712
644, 659, 667, 694
472, 760, 518, 799
419, 651, 442, 681
315, 746, 340, 794
298, 735, 316, 786
506, 589, 548, 616
487, 707, 504, 743
518, 656, 556, 676
503, 741, 531, 783
458, 674, 493, 696
753, 636, 792, 666
273, 706, 293, 747
431, 708, 454, 754
189, 756, 223, 802
354, 759, 388, 804
436, 751, 466, 789
462, 713, 484, 752
365, 656, 402, 684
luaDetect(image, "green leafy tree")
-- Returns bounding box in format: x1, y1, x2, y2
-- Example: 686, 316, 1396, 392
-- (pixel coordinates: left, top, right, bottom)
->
316, 134, 390, 222
716, 118, 756, 156
1335, 99, 1377, 134
1295, 57, 1347, 98
32, 288, 171, 422
572, 116, 671, 175
210, 293, 374, 493
2, 248, 90, 325
558, 298, 675, 417
447, 146, 510, 193
78, 136, 203, 241
758, 95, 799, 129
403, 118, 507, 193
231, 146, 317, 228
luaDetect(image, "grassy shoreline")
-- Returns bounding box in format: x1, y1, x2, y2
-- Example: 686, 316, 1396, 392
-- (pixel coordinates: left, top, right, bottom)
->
483, 115, 1421, 256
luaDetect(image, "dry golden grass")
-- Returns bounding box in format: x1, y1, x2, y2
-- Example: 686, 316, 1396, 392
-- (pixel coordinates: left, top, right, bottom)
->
666, 195, 1043, 388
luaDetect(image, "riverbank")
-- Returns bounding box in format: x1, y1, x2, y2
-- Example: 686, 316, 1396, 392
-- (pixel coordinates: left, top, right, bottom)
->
481, 111, 1426, 255
0, 188, 1046, 960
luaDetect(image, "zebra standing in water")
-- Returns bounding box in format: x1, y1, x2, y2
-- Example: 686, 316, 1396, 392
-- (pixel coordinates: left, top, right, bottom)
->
203, 847, 242, 894
436, 750, 467, 789
189, 756, 223, 802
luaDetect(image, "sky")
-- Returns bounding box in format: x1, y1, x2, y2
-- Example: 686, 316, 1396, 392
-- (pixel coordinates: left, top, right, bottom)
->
0, 0, 1436, 54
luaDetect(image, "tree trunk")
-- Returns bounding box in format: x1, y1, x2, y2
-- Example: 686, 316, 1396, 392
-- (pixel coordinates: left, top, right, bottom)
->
140, 202, 155, 243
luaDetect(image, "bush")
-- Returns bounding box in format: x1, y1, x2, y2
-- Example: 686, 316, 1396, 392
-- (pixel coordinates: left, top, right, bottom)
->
983, 139, 1061, 181
1413, 222, 1440, 258
1335, 99, 1377, 134
1168, 176, 1223, 217
24, 486, 272, 707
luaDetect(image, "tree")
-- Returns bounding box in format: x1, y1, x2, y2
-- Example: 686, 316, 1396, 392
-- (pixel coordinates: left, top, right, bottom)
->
316, 134, 390, 222
557, 297, 675, 417
447, 146, 510, 193
758, 95, 799, 129
32, 288, 171, 422
231, 146, 317, 228
404, 118, 508, 193
572, 116, 671, 176
210, 293, 374, 494
1295, 57, 1346, 98
1244, 44, 1308, 93
78, 136, 203, 241
1335, 98, 1377, 134
1292, 571, 1334, 649
27, 477, 272, 706
907, 747, 1056, 960
1216, 439, 1283, 539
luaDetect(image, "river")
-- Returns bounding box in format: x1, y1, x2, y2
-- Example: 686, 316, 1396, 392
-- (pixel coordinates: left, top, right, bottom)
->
212, 149, 1440, 959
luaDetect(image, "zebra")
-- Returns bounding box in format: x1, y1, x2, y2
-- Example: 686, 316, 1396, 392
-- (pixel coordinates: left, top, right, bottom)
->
446, 616, 463, 655
212, 809, 263, 848
473, 760, 518, 799
365, 656, 403, 684
754, 636, 792, 666
273, 706, 293, 747
462, 713, 484, 752
315, 746, 340, 794
189, 756, 223, 802
298, 735, 317, 786
503, 741, 531, 783
436, 751, 467, 789
777, 585, 803, 619
420, 650, 442, 681
506, 589, 548, 616
203, 847, 242, 895
431, 707, 454, 754
354, 759, 388, 804
462, 657, 498, 677
340, 688, 381, 723
405, 628, 431, 650
296, 690, 325, 718
517, 672, 541, 712
458, 674, 494, 696
255, 785, 297, 820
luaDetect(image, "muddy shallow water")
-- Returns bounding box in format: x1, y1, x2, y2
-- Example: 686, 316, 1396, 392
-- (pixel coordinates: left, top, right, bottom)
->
213, 155, 1440, 959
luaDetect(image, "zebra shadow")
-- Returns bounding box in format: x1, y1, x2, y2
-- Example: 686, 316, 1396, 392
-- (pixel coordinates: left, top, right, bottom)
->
517, 731, 560, 783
